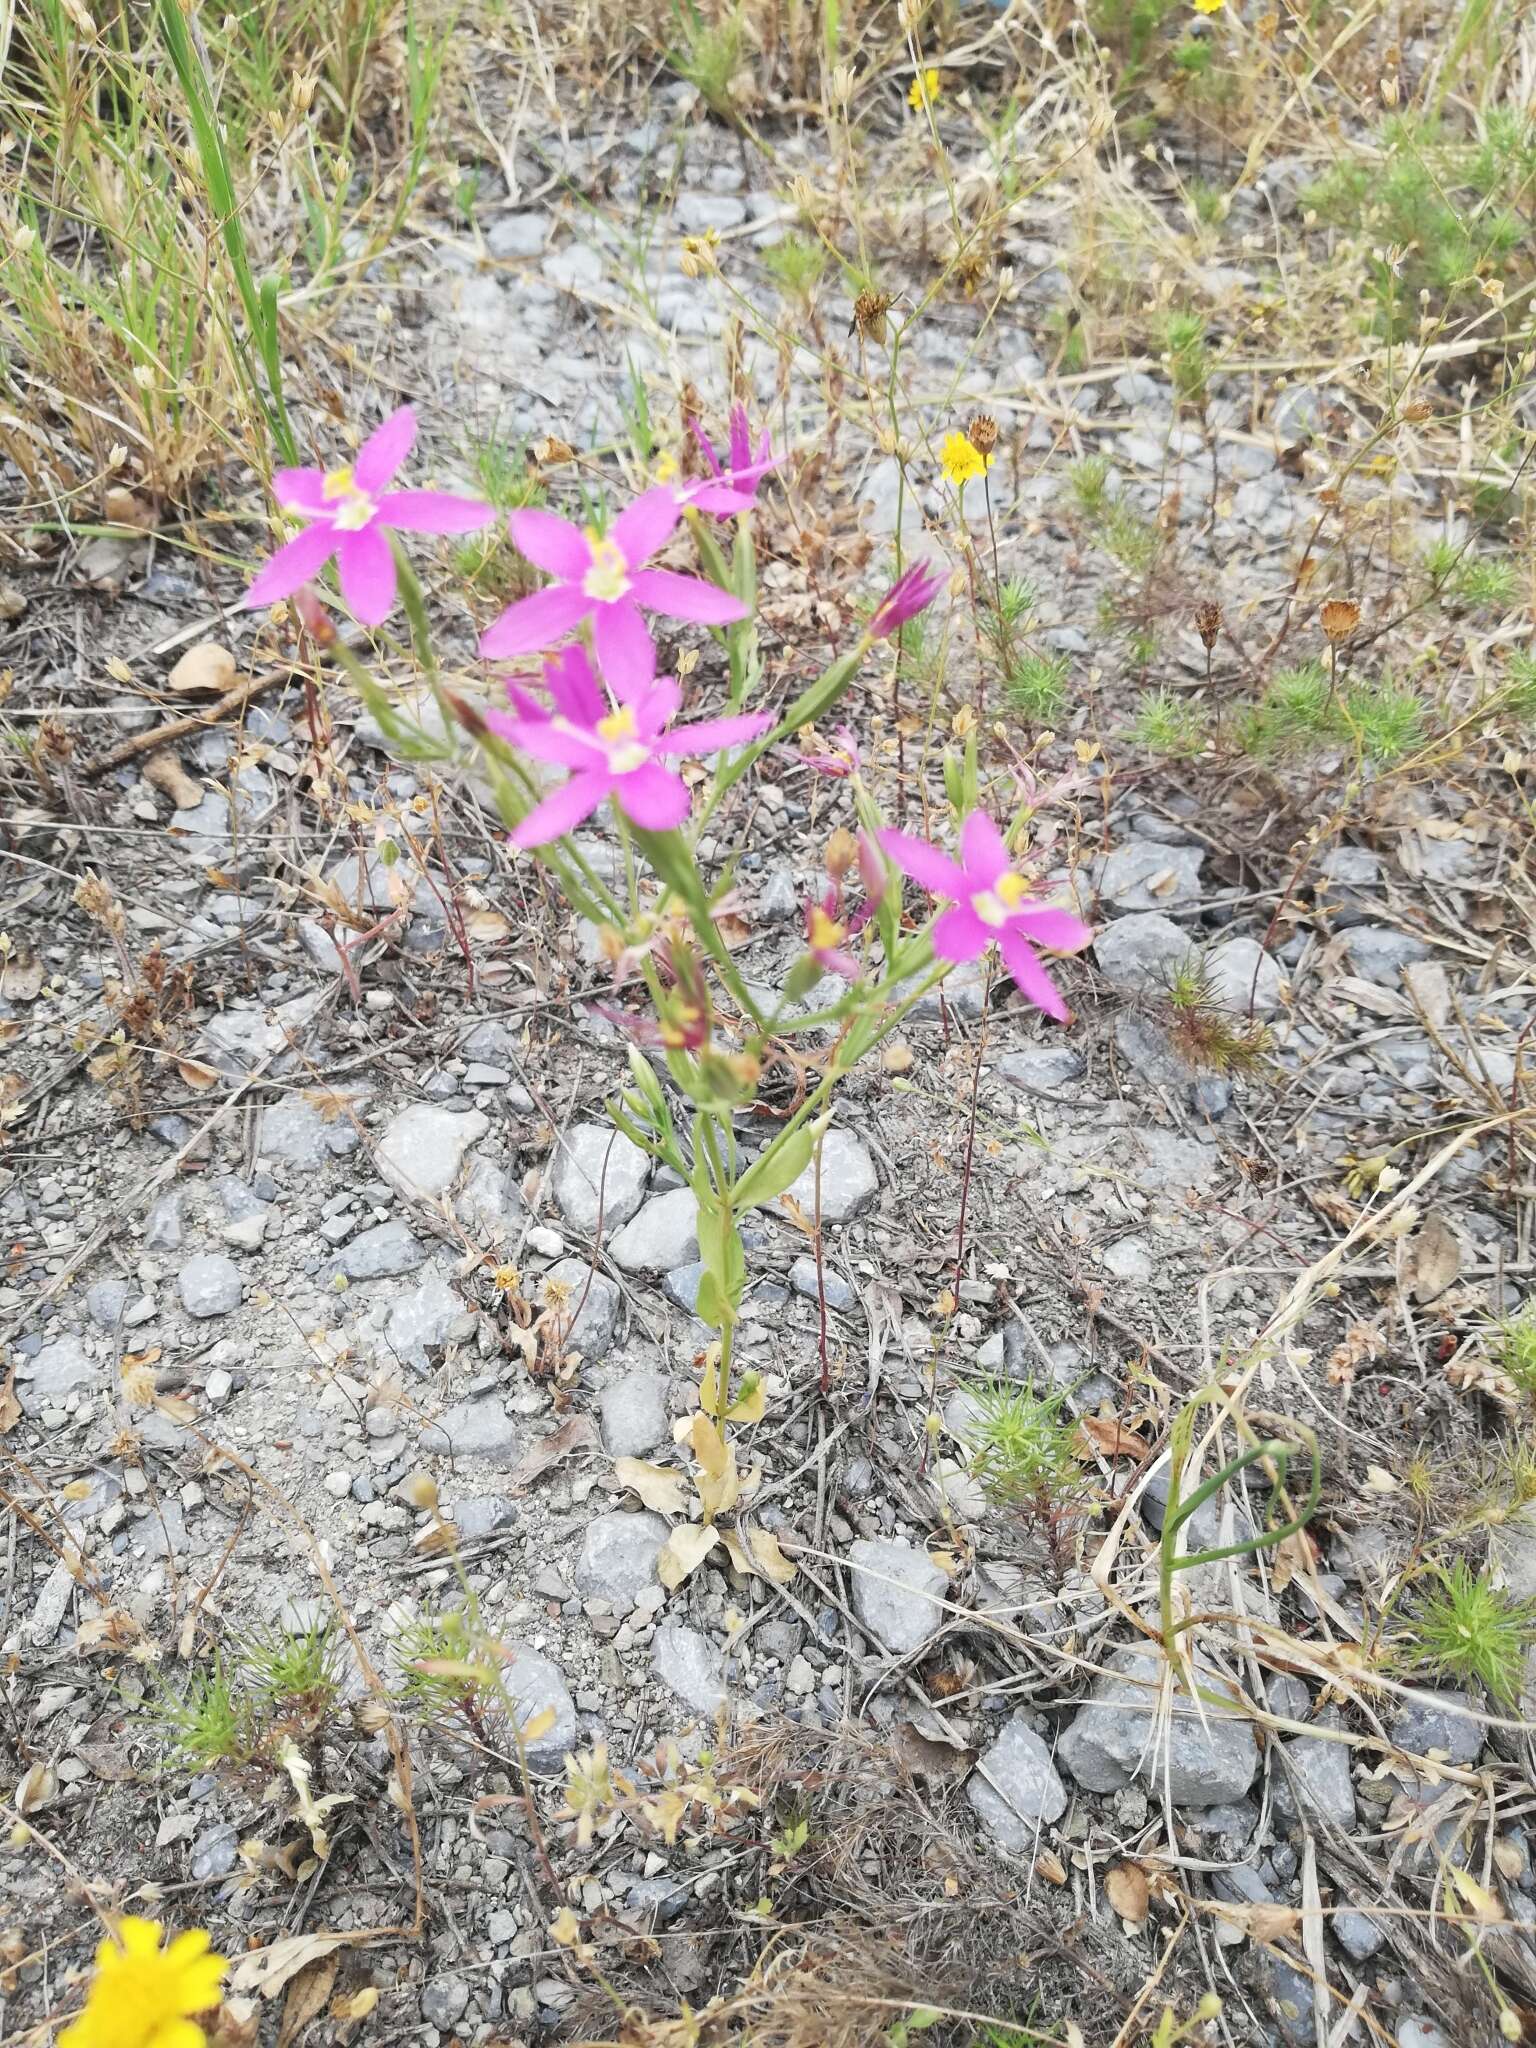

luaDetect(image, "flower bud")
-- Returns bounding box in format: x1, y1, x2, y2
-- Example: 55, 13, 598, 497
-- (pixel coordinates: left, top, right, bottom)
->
825, 827, 857, 878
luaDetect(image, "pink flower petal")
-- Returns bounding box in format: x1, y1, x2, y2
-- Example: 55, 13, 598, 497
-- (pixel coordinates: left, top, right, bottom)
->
377, 488, 493, 534
959, 809, 1010, 885
1012, 904, 1093, 953
632, 677, 682, 739
509, 507, 592, 578
613, 760, 692, 831
499, 721, 607, 770
999, 926, 1069, 1023
272, 466, 333, 515
511, 770, 609, 848
728, 404, 751, 471
243, 521, 340, 609
654, 710, 771, 757
353, 406, 417, 493
480, 583, 591, 658
933, 904, 990, 962
628, 566, 748, 625
685, 480, 755, 516
336, 524, 398, 626
879, 829, 966, 900
544, 644, 606, 727
611, 486, 682, 568
591, 599, 658, 692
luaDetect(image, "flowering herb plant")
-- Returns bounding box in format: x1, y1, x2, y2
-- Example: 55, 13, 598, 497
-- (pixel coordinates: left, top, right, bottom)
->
246, 400, 1091, 1553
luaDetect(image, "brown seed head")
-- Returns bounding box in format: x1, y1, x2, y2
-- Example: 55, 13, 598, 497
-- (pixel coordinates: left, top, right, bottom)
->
1194, 601, 1222, 651
966, 412, 999, 456
1320, 598, 1361, 643
852, 288, 892, 347
825, 826, 858, 879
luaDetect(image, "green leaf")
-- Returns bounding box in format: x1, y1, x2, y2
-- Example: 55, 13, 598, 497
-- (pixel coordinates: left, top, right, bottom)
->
733, 1114, 829, 1212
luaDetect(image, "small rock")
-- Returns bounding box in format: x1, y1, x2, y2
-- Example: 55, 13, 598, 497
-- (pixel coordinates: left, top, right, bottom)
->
503, 1646, 578, 1771
144, 1192, 184, 1250
189, 1822, 239, 1881
538, 1258, 620, 1360
599, 1374, 670, 1457
967, 1712, 1068, 1849
550, 1123, 650, 1236
847, 1538, 947, 1656
1389, 1690, 1484, 1766
663, 1263, 706, 1314
338, 1221, 426, 1281
998, 1046, 1086, 1091
486, 212, 550, 258
1102, 1238, 1153, 1281
421, 1979, 471, 2030
1097, 839, 1205, 913
1265, 1956, 1315, 2048
418, 1395, 518, 1459
377, 1102, 490, 1200
1397, 2022, 1453, 2048
652, 1618, 726, 1714
758, 867, 799, 921
1275, 1715, 1356, 1830
1114, 1012, 1195, 1088
384, 1265, 463, 1371
782, 1129, 879, 1224
1341, 925, 1431, 985
788, 1256, 856, 1312
221, 1213, 267, 1252
17, 1336, 95, 1417
1333, 1908, 1384, 1960
575, 1511, 670, 1605
609, 1188, 700, 1274
1059, 1647, 1259, 1806
1205, 936, 1286, 1018
178, 1254, 242, 1319
258, 1094, 362, 1169
1094, 913, 1197, 993
456, 1155, 526, 1241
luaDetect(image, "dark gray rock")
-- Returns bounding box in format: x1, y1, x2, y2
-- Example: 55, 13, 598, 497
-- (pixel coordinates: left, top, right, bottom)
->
1390, 1690, 1484, 1766
966, 1712, 1068, 1849
1275, 1713, 1355, 1830
788, 1256, 857, 1312
1341, 925, 1431, 985
998, 1045, 1086, 1091
1334, 1907, 1384, 1960
143, 1191, 185, 1250
503, 1646, 577, 1771
418, 1395, 518, 1459
1058, 1647, 1259, 1806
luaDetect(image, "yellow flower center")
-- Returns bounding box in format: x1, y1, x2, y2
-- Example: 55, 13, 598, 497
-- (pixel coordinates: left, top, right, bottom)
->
972, 870, 1029, 927
808, 906, 844, 950
596, 703, 650, 775
321, 463, 377, 531
583, 535, 631, 603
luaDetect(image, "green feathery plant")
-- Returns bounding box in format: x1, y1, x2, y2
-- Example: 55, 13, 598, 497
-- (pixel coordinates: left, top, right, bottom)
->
1133, 687, 1206, 758
1403, 1560, 1536, 1704
1004, 651, 1069, 725
960, 1378, 1083, 1508
1490, 1303, 1536, 1396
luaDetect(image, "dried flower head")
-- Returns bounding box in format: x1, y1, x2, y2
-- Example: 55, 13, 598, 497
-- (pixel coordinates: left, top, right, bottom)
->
1320, 598, 1361, 643
966, 412, 999, 456
1194, 600, 1222, 650
825, 827, 858, 879
851, 288, 893, 347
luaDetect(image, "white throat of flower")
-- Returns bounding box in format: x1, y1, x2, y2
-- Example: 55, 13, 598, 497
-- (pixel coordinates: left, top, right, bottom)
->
971, 870, 1029, 927
583, 534, 631, 603
321, 464, 378, 532
596, 704, 650, 775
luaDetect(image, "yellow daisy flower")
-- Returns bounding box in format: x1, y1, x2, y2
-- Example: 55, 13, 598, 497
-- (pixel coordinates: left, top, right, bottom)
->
940, 431, 990, 487
1193, 0, 1225, 14
907, 68, 941, 110
60, 1919, 227, 2048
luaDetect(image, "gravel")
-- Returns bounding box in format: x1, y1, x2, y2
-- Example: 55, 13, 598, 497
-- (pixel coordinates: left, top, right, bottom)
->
17, 1337, 95, 1417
